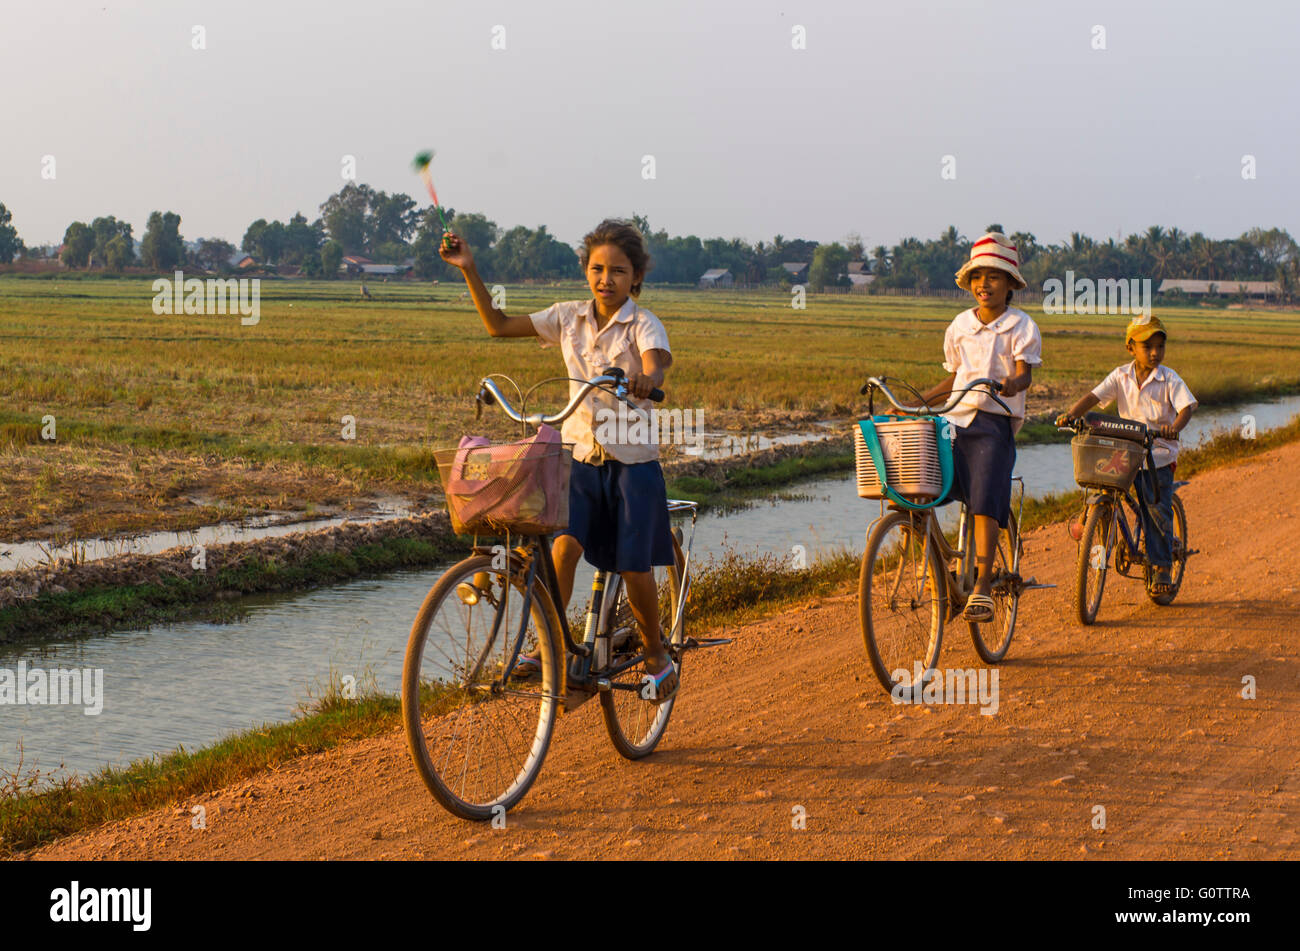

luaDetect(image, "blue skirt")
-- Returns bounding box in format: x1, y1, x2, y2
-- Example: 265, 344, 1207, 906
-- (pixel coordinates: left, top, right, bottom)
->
558, 459, 676, 573
948, 411, 1015, 528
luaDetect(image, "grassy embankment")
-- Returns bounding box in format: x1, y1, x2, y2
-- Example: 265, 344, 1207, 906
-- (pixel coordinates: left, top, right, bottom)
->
4, 413, 1298, 857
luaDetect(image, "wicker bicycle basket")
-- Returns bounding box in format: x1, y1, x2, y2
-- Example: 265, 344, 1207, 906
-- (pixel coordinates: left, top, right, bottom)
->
434, 443, 573, 536
854, 418, 944, 502
1071, 434, 1143, 492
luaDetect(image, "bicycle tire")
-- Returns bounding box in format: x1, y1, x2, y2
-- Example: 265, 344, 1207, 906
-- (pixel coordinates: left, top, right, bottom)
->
969, 512, 1020, 663
1074, 501, 1114, 625
402, 552, 561, 821
860, 510, 945, 699
599, 535, 684, 759
1149, 494, 1188, 606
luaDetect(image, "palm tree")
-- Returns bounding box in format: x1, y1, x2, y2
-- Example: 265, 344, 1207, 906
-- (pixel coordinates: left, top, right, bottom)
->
872, 245, 890, 275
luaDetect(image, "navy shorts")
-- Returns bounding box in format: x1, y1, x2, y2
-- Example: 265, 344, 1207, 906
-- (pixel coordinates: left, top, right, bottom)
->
947, 411, 1015, 528
558, 459, 676, 573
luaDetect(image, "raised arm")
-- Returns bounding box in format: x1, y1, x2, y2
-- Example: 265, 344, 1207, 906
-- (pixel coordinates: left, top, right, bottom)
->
439, 234, 537, 338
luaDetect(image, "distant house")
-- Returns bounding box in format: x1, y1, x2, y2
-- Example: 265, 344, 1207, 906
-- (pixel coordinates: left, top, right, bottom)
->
228, 252, 256, 270
782, 262, 809, 283
1159, 278, 1279, 298
341, 254, 374, 275
848, 273, 876, 290
699, 268, 734, 288
847, 261, 869, 275
360, 263, 412, 276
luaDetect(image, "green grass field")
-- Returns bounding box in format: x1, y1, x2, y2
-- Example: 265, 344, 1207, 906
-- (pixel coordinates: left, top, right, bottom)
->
2, 276, 1297, 540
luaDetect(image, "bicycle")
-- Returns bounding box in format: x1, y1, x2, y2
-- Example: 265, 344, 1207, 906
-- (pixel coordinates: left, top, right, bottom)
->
401, 368, 729, 820
856, 376, 1054, 700
1061, 412, 1195, 625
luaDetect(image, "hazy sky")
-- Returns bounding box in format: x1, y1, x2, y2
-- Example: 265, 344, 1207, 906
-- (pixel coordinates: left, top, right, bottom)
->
3, 0, 1297, 249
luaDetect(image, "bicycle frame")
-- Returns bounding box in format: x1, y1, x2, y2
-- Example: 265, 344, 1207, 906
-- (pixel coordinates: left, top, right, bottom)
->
870, 474, 1032, 621
470, 498, 701, 707
1089, 470, 1177, 569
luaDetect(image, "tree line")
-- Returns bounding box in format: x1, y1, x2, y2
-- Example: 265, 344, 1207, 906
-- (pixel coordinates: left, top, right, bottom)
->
3, 195, 1297, 298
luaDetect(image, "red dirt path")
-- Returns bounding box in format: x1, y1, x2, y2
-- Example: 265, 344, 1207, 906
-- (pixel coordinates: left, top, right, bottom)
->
26, 443, 1300, 860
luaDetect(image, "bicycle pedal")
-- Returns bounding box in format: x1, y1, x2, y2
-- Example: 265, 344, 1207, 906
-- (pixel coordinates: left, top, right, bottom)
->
563, 687, 597, 713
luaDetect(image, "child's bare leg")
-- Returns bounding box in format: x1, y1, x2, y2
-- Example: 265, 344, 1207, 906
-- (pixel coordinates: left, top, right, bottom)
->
621, 569, 674, 685
551, 535, 584, 610
973, 515, 998, 597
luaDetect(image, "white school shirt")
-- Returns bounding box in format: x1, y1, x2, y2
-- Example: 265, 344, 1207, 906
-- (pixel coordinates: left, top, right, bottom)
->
941, 306, 1043, 433
1091, 363, 1197, 468
529, 297, 672, 465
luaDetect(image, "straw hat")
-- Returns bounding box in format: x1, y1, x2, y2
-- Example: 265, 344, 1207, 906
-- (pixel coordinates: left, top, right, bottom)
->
954, 232, 1027, 290
1125, 314, 1167, 344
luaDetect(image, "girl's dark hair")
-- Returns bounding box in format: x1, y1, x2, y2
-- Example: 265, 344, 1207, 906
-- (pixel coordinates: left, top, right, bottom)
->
580, 219, 652, 296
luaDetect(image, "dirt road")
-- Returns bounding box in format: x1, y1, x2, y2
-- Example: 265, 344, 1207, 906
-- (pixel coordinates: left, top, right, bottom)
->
27, 443, 1300, 860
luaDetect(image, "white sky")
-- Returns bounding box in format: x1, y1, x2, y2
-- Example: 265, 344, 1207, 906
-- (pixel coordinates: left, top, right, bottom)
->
2, 0, 1296, 249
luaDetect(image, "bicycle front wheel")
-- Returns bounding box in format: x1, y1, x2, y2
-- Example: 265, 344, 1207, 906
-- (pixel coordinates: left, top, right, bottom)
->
860, 511, 945, 699
402, 553, 561, 821
600, 535, 684, 759
1149, 494, 1188, 606
970, 512, 1021, 663
1074, 502, 1115, 625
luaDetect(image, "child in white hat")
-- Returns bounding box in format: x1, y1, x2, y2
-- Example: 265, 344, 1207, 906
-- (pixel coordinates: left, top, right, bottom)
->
913, 232, 1042, 621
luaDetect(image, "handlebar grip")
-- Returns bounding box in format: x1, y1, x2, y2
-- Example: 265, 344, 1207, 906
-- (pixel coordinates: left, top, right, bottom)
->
648, 387, 665, 403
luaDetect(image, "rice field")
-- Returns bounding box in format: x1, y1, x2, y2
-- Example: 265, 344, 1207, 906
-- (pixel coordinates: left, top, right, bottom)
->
1, 276, 1297, 540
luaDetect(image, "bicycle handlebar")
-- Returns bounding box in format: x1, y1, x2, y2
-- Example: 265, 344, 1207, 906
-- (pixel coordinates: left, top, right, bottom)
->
477, 368, 664, 429
860, 376, 1013, 417
1056, 414, 1175, 447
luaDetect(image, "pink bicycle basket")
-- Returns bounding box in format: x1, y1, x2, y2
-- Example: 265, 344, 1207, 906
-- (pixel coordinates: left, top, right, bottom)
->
435, 424, 572, 536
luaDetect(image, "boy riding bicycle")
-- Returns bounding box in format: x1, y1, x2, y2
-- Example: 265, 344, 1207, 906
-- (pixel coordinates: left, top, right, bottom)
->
1056, 315, 1197, 596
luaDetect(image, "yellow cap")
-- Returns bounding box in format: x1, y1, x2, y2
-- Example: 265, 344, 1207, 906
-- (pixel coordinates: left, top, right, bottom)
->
1125, 314, 1167, 344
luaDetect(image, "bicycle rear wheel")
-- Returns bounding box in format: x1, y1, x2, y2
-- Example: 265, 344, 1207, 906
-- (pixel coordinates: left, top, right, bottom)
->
1074, 501, 1115, 625
860, 510, 945, 699
600, 535, 684, 759
970, 512, 1021, 663
1149, 494, 1188, 606
402, 552, 561, 821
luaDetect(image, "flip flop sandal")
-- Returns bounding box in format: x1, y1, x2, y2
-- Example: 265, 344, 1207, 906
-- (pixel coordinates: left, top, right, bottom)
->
508, 653, 542, 681
1150, 571, 1175, 596
644, 658, 679, 706
962, 593, 995, 623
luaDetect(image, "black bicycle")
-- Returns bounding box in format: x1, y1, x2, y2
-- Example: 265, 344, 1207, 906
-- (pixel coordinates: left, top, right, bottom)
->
1062, 412, 1195, 624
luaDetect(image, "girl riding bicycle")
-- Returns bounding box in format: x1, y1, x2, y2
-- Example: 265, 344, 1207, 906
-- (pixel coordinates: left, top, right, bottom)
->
911, 232, 1043, 622
439, 219, 681, 703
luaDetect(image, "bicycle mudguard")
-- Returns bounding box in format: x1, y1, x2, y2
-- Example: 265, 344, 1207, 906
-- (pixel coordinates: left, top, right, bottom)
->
857, 415, 955, 511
